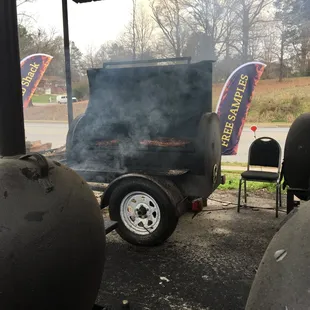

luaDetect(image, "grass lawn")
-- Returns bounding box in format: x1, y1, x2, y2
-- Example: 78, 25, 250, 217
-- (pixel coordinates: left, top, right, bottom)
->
222, 162, 247, 167
212, 76, 310, 123
32, 94, 57, 103
219, 170, 283, 193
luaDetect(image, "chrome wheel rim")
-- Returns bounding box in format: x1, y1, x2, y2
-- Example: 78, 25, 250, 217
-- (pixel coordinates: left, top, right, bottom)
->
120, 191, 161, 235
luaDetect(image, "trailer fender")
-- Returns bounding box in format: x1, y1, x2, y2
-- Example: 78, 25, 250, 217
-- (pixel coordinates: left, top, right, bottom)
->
100, 173, 186, 217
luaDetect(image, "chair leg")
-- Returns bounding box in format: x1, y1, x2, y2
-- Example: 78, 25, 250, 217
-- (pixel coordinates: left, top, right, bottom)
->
244, 180, 247, 205
237, 179, 243, 213
276, 184, 279, 218
279, 184, 282, 208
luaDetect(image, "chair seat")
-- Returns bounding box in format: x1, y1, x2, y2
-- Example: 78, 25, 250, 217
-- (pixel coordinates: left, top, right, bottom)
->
241, 170, 279, 181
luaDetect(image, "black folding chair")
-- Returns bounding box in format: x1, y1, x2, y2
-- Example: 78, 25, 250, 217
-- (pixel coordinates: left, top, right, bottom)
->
237, 137, 282, 217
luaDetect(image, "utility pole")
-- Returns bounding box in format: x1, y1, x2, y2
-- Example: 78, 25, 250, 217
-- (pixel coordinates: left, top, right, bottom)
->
62, 0, 74, 127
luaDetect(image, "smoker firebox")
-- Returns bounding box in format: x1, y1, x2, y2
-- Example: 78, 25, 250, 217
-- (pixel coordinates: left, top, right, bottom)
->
66, 57, 222, 246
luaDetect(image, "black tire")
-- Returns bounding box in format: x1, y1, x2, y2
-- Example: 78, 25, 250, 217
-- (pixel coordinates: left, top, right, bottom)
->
109, 178, 178, 246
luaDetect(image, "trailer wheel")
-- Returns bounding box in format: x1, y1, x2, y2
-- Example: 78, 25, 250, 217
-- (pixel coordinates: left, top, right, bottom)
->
109, 178, 178, 246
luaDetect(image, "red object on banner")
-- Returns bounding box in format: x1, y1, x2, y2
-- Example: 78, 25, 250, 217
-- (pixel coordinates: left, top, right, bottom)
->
251, 125, 257, 132
20, 54, 53, 109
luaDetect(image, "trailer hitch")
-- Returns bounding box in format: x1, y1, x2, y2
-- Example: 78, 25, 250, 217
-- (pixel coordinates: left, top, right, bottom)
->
104, 219, 118, 235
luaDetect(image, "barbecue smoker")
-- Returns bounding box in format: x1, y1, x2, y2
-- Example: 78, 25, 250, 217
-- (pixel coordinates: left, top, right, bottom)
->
66, 58, 223, 246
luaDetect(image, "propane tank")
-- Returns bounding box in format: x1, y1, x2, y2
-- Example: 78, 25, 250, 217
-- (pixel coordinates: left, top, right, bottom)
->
0, 154, 106, 310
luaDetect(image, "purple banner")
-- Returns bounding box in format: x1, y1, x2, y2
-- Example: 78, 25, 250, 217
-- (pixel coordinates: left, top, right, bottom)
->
20, 53, 53, 108
216, 62, 266, 155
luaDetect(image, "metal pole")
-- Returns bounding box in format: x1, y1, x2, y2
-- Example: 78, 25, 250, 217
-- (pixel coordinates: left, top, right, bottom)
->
0, 0, 26, 156
62, 0, 74, 126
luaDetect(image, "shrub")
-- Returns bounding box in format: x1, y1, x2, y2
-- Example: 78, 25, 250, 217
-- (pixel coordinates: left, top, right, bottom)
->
72, 81, 89, 100
251, 96, 304, 122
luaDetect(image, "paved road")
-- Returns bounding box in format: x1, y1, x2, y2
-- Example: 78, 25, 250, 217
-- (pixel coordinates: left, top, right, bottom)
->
33, 102, 59, 107
25, 122, 289, 162
222, 127, 289, 163
25, 122, 68, 148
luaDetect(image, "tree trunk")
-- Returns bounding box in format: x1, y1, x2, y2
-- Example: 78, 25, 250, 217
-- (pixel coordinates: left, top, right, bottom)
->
300, 46, 307, 76
242, 10, 249, 63
132, 0, 137, 60
225, 33, 230, 60
307, 59, 310, 77
300, 26, 309, 76
175, 0, 181, 58
279, 34, 284, 82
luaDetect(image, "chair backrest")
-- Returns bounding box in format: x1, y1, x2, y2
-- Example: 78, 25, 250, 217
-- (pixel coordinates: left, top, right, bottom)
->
248, 137, 281, 170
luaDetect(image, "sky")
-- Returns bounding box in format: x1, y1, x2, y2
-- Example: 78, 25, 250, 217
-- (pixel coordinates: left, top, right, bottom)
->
19, 0, 134, 53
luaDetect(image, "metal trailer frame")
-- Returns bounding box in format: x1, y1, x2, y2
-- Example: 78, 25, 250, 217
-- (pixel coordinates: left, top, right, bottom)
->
61, 158, 224, 212
286, 187, 308, 214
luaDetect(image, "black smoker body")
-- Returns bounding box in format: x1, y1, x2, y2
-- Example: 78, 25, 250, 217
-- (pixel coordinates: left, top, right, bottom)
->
67, 59, 221, 196
66, 58, 222, 245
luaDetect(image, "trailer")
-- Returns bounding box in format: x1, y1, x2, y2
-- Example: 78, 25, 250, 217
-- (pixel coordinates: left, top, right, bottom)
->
65, 57, 224, 246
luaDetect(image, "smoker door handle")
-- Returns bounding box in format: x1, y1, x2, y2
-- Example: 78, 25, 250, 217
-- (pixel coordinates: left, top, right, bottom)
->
19, 153, 54, 193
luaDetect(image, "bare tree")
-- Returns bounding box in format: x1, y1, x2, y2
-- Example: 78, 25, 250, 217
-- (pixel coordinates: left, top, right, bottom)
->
135, 4, 155, 59
17, 0, 36, 6
17, 0, 36, 22
276, 0, 310, 76
31, 28, 63, 54
232, 0, 273, 62
223, 1, 239, 60
270, 22, 290, 82
150, 0, 189, 57
278, 30, 286, 81
120, 2, 155, 60
182, 0, 236, 59
82, 44, 109, 70
83, 46, 99, 69
132, 0, 137, 60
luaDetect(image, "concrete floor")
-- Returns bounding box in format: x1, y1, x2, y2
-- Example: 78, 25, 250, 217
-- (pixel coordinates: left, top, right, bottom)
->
95, 190, 286, 310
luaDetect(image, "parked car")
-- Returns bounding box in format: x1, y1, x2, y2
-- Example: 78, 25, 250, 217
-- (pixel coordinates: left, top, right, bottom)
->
57, 95, 77, 104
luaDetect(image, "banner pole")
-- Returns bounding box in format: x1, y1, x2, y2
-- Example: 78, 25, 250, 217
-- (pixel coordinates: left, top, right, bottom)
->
62, 0, 74, 127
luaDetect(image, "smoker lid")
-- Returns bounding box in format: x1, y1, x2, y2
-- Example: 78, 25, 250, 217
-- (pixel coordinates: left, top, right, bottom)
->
85, 60, 213, 140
